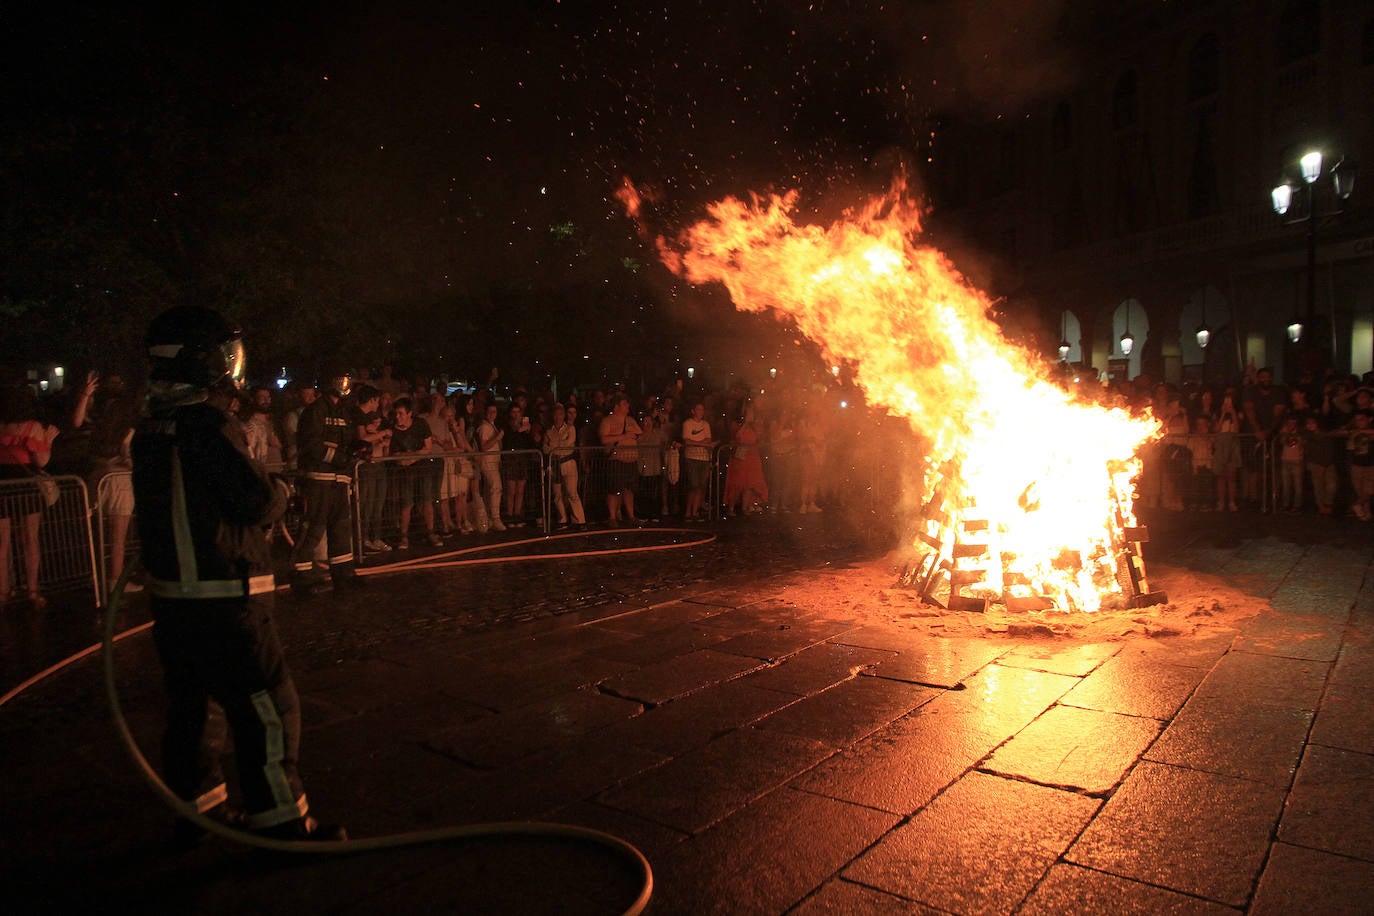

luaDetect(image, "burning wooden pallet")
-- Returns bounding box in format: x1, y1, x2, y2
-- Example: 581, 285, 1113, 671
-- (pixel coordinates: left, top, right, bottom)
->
898, 485, 1167, 612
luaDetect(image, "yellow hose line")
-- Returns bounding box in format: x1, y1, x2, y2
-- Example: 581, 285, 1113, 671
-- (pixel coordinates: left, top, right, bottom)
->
0, 619, 154, 709
361, 527, 716, 575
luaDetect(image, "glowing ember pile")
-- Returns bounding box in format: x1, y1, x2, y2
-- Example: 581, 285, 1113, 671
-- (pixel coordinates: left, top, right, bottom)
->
620, 175, 1162, 612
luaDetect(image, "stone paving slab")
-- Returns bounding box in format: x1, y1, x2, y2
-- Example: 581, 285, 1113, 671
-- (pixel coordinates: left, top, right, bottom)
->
1278, 743, 1374, 862
423, 685, 644, 767
1138, 631, 1240, 669
828, 623, 942, 654
596, 726, 832, 834
1193, 650, 1329, 709
793, 664, 1078, 815
648, 786, 899, 915
1250, 841, 1374, 916
1331, 633, 1374, 688
742, 641, 894, 695
753, 675, 937, 748
997, 641, 1120, 677
682, 584, 787, 609
1067, 760, 1287, 907
1144, 693, 1314, 786
594, 598, 731, 635
1230, 609, 1346, 661
464, 731, 671, 823
437, 650, 640, 713
844, 770, 1101, 914
583, 621, 733, 665
546, 798, 690, 870
857, 635, 1006, 688
1018, 862, 1237, 915
1308, 681, 1374, 755
983, 704, 1162, 794
599, 647, 766, 706
709, 617, 860, 663
1059, 649, 1208, 720
596, 677, 798, 757
792, 879, 944, 914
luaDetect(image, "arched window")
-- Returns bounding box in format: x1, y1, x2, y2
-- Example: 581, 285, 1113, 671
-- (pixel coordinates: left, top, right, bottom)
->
1275, 0, 1320, 65
1187, 33, 1220, 100
1052, 101, 1074, 151
1187, 116, 1220, 218
1112, 71, 1138, 129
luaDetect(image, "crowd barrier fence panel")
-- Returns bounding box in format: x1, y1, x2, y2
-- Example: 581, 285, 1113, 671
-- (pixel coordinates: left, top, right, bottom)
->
1, 475, 100, 605
1135, 433, 1275, 512
353, 449, 548, 564
552, 446, 687, 525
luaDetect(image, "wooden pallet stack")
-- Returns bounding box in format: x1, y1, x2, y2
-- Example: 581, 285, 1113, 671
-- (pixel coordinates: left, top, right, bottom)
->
898, 478, 1167, 612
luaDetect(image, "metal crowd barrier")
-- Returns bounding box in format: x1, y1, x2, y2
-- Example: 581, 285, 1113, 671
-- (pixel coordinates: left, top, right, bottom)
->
73, 424, 1373, 599
1, 475, 99, 605
352, 449, 547, 563
1135, 434, 1274, 512
548, 445, 698, 527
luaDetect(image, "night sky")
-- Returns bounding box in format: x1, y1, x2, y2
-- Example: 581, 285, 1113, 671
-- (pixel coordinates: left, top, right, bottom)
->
2, 0, 1083, 379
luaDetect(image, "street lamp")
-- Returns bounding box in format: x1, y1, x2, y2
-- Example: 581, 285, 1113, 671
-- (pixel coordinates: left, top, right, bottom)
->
1270, 149, 1358, 361
1119, 307, 1135, 358
1195, 299, 1211, 351
1057, 311, 1071, 361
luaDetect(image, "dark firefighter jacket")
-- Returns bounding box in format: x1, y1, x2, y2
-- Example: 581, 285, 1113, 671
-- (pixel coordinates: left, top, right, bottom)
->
132, 399, 286, 599
295, 395, 354, 483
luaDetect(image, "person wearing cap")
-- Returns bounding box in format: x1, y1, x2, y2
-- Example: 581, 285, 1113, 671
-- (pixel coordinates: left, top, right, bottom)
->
132, 306, 344, 843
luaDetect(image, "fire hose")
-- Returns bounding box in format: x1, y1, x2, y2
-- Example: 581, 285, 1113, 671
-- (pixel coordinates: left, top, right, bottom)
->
1, 529, 735, 915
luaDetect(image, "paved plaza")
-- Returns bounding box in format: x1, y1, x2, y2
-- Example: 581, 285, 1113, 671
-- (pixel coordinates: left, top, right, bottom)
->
2, 509, 1372, 914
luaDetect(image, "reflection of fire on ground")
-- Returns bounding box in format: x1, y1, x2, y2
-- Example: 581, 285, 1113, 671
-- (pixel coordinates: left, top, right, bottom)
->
621, 173, 1166, 613
778, 556, 1261, 644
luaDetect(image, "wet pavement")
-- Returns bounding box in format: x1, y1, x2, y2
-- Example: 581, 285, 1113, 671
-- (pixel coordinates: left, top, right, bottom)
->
2, 508, 1372, 914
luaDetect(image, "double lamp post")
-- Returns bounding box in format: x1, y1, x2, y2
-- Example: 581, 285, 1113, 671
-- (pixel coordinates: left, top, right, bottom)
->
1270, 149, 1357, 356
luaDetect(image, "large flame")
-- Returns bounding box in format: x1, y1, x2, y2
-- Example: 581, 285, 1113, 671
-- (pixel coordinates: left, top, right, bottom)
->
624, 175, 1161, 612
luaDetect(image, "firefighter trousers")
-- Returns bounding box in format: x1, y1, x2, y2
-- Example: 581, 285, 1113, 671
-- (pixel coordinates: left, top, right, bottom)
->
151, 594, 309, 829
292, 476, 355, 586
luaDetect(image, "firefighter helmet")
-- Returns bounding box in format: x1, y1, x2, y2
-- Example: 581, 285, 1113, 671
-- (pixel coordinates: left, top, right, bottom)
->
323, 369, 354, 398
146, 307, 246, 389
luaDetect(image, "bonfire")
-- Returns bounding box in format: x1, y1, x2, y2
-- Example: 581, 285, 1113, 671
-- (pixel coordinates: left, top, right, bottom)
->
620, 175, 1164, 613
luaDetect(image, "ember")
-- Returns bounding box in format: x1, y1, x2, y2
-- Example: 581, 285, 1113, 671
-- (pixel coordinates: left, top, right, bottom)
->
623, 173, 1164, 612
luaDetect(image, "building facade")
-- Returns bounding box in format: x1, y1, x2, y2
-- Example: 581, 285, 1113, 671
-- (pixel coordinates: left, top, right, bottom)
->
927, 0, 1374, 387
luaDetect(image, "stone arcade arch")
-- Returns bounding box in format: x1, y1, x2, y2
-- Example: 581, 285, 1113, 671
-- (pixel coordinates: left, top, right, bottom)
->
1107, 298, 1149, 381
1181, 286, 1237, 382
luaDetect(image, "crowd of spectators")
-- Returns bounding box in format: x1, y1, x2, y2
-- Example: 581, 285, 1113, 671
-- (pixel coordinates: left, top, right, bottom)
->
1104, 364, 1374, 519
204, 365, 862, 553
7, 354, 1374, 606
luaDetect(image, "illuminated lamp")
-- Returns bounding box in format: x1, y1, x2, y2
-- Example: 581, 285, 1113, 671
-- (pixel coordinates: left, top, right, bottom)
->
1300, 150, 1323, 185
1270, 183, 1293, 216
1286, 317, 1304, 344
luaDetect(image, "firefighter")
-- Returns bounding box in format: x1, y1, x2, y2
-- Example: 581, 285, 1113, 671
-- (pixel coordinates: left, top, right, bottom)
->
291, 368, 364, 594
132, 306, 344, 843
